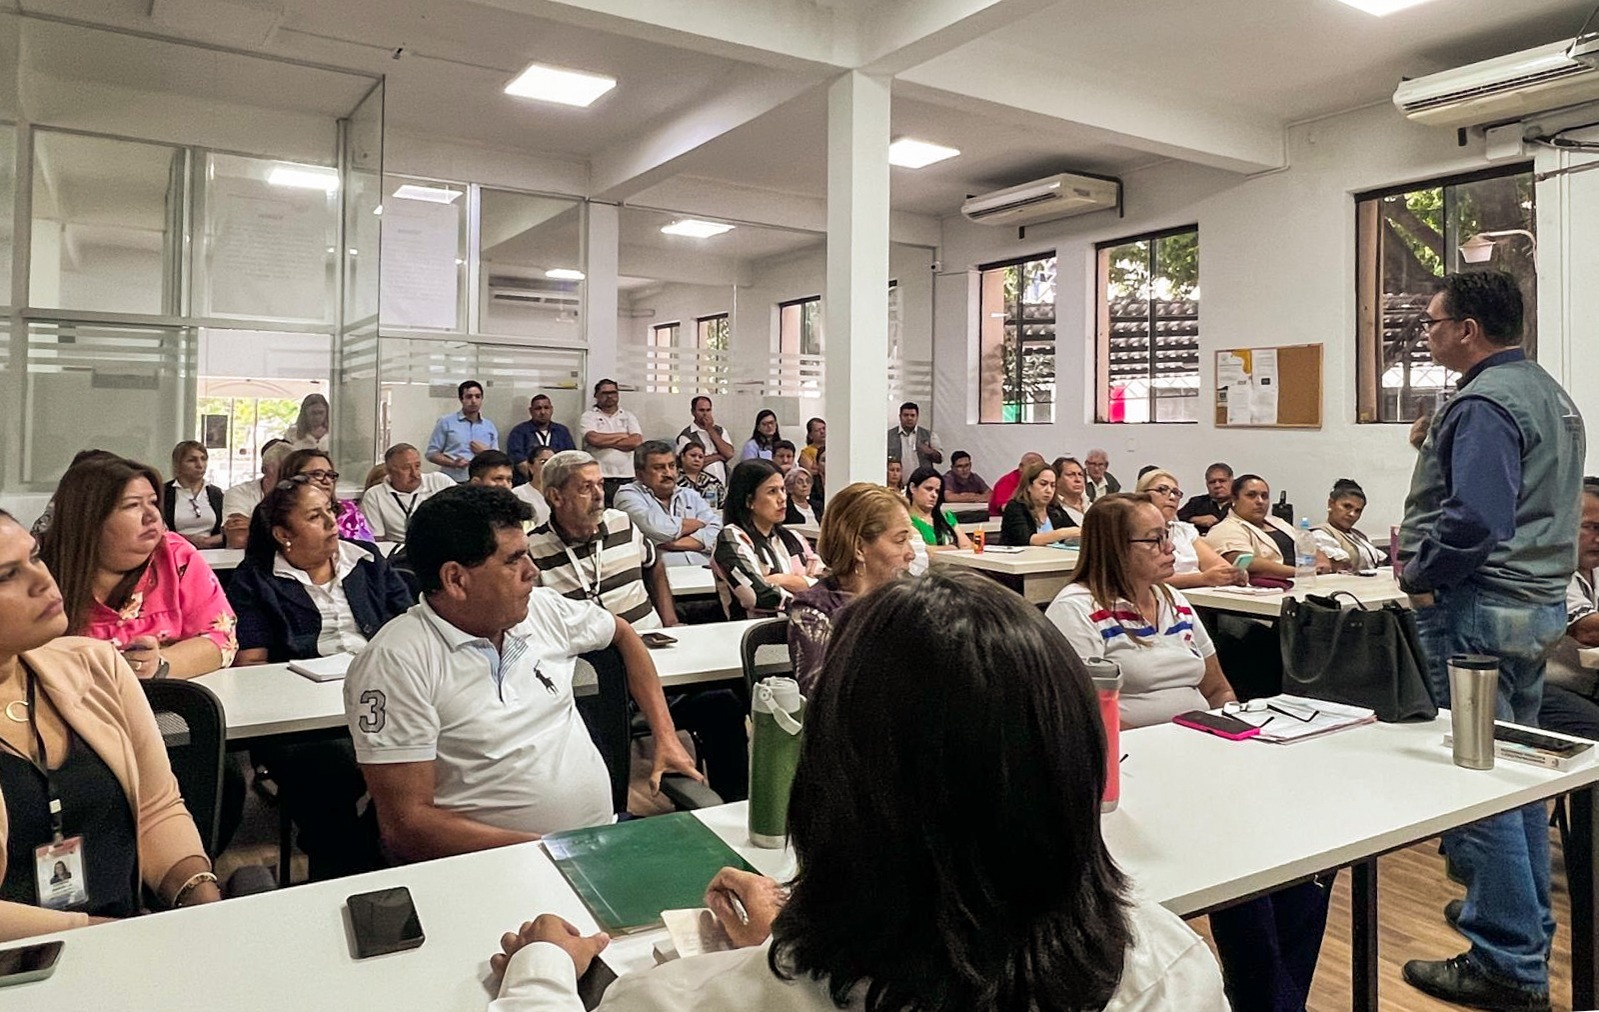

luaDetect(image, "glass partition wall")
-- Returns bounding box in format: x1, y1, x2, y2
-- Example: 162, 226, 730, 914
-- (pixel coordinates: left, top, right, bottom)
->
0, 12, 380, 494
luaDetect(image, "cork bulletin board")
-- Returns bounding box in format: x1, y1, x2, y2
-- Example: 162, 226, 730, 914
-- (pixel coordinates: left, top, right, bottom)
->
1213, 343, 1322, 429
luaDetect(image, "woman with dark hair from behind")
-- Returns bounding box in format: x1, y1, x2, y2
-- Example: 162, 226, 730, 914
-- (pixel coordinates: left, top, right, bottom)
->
485, 568, 1226, 1010
1312, 479, 1387, 571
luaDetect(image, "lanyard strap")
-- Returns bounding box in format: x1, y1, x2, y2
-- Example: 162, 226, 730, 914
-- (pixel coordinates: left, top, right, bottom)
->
560, 538, 606, 603
389, 490, 419, 520
0, 671, 64, 842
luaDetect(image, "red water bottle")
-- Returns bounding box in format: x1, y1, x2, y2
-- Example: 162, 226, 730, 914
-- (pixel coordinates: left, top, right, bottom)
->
1082, 657, 1123, 812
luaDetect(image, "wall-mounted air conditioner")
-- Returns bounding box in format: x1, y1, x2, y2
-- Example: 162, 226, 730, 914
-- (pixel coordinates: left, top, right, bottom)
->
960, 172, 1121, 227
487, 275, 580, 307
1394, 37, 1599, 128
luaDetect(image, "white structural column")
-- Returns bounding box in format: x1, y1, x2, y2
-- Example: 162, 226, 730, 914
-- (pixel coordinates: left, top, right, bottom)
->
584, 201, 621, 386
824, 71, 893, 491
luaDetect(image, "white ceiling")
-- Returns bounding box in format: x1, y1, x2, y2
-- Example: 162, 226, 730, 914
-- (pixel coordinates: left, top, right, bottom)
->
6, 0, 1595, 227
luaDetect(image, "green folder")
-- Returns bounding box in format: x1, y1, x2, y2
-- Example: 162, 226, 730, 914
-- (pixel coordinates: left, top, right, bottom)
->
542, 813, 756, 934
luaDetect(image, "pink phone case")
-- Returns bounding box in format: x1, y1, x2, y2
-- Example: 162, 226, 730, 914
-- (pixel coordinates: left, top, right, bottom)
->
1172, 712, 1262, 741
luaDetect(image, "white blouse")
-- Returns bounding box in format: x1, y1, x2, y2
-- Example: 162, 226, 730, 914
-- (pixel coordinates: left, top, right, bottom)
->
169, 481, 216, 537
1168, 520, 1201, 574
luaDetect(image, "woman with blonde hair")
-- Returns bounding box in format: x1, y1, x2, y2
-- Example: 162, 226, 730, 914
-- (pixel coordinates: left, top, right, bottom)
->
1135, 469, 1247, 590
999, 460, 1075, 547
787, 483, 916, 692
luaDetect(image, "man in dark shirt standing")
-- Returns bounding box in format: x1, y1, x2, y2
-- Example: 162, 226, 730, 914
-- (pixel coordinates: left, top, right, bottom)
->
506, 394, 576, 485
1177, 462, 1234, 533
1398, 272, 1584, 1011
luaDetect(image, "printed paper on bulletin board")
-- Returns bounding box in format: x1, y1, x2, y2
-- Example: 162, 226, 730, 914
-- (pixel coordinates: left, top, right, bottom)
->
1214, 344, 1322, 429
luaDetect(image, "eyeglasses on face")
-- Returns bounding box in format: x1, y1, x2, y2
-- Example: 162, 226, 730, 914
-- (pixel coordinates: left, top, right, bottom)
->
1149, 484, 1182, 499
299, 469, 340, 483
1417, 315, 1463, 332
1127, 533, 1174, 549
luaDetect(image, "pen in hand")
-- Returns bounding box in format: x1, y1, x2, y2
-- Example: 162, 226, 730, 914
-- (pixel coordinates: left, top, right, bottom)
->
710, 887, 749, 925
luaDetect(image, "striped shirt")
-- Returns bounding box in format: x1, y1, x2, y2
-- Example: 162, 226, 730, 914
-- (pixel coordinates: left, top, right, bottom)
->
527, 508, 661, 629
1045, 583, 1216, 729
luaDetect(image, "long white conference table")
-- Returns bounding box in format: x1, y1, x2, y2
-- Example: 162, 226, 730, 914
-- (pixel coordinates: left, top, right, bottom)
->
1182, 571, 1409, 617
928, 544, 1079, 604
21, 714, 1599, 1010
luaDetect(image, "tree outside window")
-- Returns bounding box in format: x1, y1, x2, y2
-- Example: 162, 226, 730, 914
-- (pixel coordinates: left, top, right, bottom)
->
1095, 227, 1199, 424
979, 253, 1056, 423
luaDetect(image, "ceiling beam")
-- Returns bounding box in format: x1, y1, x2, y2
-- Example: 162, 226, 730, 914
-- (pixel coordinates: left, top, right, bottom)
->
898, 38, 1285, 174
588, 67, 824, 202
853, 0, 1056, 75
468, 0, 848, 72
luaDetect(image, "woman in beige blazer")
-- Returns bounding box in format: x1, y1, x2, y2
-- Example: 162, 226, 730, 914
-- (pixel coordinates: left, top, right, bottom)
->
1203, 474, 1332, 580
0, 509, 218, 941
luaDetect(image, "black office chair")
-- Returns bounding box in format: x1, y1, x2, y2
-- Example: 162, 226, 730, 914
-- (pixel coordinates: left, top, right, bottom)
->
574, 646, 722, 814
142, 679, 225, 857
740, 618, 792, 696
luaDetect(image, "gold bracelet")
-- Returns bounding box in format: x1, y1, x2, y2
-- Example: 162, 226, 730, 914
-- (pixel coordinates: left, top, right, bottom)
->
173, 870, 219, 908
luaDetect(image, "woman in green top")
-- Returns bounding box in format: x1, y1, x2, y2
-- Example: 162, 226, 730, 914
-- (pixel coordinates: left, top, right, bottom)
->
906, 466, 972, 549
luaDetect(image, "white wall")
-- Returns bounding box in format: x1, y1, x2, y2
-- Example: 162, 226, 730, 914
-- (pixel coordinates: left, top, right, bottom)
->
932, 103, 1593, 534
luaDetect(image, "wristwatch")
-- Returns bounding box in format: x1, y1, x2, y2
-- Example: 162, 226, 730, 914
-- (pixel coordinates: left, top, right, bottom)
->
153, 658, 171, 680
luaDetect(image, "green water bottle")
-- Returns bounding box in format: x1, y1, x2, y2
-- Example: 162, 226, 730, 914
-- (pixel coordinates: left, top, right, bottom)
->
748, 677, 805, 848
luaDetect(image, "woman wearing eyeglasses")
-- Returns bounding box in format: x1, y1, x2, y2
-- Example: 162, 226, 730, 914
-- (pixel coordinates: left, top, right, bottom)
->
1204, 474, 1332, 579
161, 441, 225, 550
280, 449, 374, 543
1046, 493, 1332, 1012
224, 477, 411, 879
1136, 469, 1247, 590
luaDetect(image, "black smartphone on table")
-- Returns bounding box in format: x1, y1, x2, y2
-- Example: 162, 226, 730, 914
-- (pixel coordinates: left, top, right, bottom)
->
348, 886, 425, 959
0, 939, 64, 987
640, 632, 677, 649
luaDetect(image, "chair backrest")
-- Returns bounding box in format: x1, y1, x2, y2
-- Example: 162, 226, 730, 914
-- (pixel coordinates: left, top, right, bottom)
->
140, 679, 227, 858
573, 647, 630, 815
740, 618, 793, 696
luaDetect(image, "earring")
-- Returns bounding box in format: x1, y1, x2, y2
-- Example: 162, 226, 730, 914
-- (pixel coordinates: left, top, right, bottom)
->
282, 540, 292, 552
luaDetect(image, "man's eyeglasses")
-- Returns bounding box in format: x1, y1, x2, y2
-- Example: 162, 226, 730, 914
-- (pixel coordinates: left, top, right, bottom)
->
1128, 533, 1174, 549
1149, 484, 1182, 499
1223, 699, 1319, 723
1417, 315, 1463, 332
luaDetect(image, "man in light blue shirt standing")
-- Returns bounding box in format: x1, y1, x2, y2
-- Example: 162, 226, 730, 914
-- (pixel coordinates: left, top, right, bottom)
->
427, 379, 500, 482
614, 440, 721, 568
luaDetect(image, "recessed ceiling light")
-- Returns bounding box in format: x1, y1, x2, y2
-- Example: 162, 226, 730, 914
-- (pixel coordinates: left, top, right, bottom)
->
660, 219, 735, 239
888, 138, 961, 169
393, 184, 462, 204
545, 268, 586, 281
504, 62, 617, 107
1331, 0, 1438, 15
267, 164, 340, 191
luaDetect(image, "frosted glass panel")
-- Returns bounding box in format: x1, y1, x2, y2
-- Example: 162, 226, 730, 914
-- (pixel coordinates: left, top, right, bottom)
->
478, 190, 582, 340
201, 152, 338, 322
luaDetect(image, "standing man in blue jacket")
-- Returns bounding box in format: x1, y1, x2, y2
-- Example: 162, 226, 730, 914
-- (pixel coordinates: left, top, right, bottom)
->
1399, 271, 1584, 1012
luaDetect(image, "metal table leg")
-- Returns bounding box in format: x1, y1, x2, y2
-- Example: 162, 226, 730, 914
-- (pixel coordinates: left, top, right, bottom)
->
1352, 858, 1379, 1012
1570, 786, 1598, 1010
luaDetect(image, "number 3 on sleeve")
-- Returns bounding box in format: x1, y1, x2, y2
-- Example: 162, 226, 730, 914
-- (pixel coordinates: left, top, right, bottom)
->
358, 689, 387, 733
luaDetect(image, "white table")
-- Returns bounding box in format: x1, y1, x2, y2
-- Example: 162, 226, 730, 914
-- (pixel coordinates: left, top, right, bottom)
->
928, 545, 1079, 604
665, 565, 715, 599
25, 716, 1599, 1010
194, 619, 766, 742
1181, 571, 1408, 618
789, 518, 999, 541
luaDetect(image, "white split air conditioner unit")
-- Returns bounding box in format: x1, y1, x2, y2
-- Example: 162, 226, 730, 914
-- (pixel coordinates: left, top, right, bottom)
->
1394, 37, 1599, 129
960, 172, 1121, 227
487, 275, 579, 307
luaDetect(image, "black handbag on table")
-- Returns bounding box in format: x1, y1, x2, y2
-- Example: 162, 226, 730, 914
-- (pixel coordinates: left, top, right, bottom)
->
1279, 591, 1438, 722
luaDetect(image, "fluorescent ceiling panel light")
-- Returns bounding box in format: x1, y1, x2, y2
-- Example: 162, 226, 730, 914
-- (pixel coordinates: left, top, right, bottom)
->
660, 219, 735, 238
393, 184, 462, 204
504, 62, 617, 107
545, 268, 586, 280
888, 138, 960, 169
267, 164, 340, 191
1330, 0, 1438, 15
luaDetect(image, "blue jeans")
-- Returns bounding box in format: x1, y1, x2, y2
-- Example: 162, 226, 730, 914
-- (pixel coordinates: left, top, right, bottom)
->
1416, 581, 1566, 988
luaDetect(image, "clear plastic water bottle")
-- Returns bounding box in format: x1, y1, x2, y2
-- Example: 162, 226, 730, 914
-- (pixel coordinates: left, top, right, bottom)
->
1294, 517, 1318, 586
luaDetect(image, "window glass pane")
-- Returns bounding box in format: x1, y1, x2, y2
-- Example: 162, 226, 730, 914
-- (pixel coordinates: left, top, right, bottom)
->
22, 321, 194, 488
1359, 168, 1534, 423
1097, 230, 1199, 424
647, 322, 681, 393
0, 123, 14, 303
980, 255, 1056, 423
201, 152, 339, 322
378, 176, 465, 331
197, 328, 333, 487
478, 189, 583, 340
30, 131, 182, 314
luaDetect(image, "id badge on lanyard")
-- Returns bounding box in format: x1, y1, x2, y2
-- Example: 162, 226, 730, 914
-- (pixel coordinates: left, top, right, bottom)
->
6, 673, 91, 910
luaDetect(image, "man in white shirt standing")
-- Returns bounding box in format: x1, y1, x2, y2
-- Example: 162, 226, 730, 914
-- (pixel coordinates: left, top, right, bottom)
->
615, 441, 721, 568
344, 485, 700, 863
221, 440, 293, 548
578, 377, 643, 507
358, 443, 456, 544
675, 396, 735, 485
886, 402, 942, 472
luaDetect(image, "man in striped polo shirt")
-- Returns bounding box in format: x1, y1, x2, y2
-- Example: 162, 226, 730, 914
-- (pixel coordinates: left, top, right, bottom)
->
528, 451, 676, 627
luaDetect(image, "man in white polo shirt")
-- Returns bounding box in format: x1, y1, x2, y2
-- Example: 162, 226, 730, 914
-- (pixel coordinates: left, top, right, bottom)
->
578, 377, 643, 507
221, 440, 292, 548
344, 484, 699, 862
358, 443, 455, 544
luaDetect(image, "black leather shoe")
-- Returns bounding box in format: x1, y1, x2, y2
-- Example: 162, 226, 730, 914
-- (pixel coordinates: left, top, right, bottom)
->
1402, 954, 1550, 1011
1445, 898, 1464, 930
